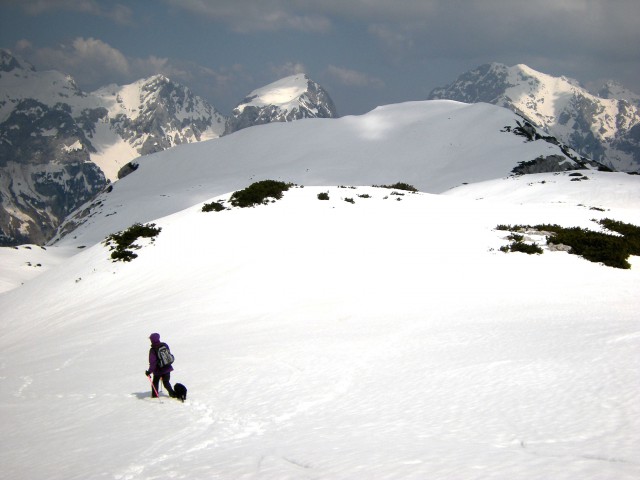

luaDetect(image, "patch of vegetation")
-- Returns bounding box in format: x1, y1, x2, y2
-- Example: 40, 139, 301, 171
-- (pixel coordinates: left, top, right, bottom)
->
500, 241, 543, 255
317, 192, 330, 201
202, 201, 226, 212
344, 197, 355, 204
496, 219, 640, 269
229, 180, 293, 208
506, 233, 524, 242
357, 193, 371, 199
374, 182, 418, 192
104, 222, 161, 262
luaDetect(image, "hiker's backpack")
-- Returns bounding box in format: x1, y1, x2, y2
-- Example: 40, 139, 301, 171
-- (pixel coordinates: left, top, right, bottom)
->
154, 343, 175, 368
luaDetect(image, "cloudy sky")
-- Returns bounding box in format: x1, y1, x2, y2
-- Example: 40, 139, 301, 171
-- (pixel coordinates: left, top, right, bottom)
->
1, 0, 639, 115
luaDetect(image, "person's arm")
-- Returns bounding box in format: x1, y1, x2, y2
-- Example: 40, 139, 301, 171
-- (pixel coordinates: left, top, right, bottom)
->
146, 348, 157, 375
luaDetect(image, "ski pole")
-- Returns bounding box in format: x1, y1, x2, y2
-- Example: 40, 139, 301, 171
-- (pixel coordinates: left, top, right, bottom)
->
147, 374, 161, 400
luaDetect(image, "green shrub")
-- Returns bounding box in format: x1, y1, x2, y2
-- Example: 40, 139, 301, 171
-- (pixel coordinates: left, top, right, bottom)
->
202, 201, 226, 212
503, 241, 543, 255
357, 193, 371, 199
104, 222, 161, 262
375, 182, 418, 192
497, 219, 640, 269
344, 197, 355, 204
541, 225, 631, 269
317, 192, 330, 200
230, 180, 293, 208
600, 219, 640, 255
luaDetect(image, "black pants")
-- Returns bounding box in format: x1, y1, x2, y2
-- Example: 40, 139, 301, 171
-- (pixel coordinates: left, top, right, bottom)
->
152, 372, 175, 397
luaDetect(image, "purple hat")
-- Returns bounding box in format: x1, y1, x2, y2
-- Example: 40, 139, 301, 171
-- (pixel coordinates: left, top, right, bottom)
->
149, 333, 161, 343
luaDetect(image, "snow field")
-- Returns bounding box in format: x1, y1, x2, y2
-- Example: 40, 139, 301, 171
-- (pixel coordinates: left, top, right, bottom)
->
1, 181, 639, 479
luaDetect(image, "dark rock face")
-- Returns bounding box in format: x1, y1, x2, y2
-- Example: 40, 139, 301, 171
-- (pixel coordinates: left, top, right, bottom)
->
107, 75, 225, 156
0, 98, 107, 246
503, 119, 611, 175
0, 162, 106, 246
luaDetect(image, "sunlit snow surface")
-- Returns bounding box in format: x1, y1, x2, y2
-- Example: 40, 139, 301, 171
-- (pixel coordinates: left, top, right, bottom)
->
234, 74, 309, 114
1, 100, 639, 479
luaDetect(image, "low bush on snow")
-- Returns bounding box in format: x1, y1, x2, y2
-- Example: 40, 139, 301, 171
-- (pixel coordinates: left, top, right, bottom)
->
497, 219, 640, 269
230, 180, 294, 208
104, 223, 161, 262
500, 241, 543, 255
202, 201, 226, 212
374, 182, 418, 192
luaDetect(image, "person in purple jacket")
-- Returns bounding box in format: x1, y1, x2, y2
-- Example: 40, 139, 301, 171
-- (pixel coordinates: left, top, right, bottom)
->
145, 333, 176, 398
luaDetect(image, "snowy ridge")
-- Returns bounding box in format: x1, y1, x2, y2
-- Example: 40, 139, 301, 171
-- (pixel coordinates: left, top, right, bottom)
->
598, 80, 640, 105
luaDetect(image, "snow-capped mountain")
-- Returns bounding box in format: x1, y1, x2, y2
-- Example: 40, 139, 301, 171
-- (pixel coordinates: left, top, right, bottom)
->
0, 49, 225, 246
51, 100, 606, 248
225, 74, 337, 134
91, 75, 226, 176
428, 63, 640, 172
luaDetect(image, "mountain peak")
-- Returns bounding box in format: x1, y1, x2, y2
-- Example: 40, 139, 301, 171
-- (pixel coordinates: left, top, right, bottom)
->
237, 74, 312, 112
225, 73, 337, 134
0, 49, 35, 73
597, 80, 640, 105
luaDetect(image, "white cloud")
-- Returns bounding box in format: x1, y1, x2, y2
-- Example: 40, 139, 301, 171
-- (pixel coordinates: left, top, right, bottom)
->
270, 62, 307, 78
28, 38, 131, 85
327, 65, 384, 88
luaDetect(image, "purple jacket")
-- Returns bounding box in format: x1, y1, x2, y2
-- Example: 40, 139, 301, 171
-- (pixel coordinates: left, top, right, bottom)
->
148, 333, 174, 376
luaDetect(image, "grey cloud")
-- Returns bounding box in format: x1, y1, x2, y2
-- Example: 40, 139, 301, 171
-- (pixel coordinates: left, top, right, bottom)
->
327, 65, 385, 88
164, 0, 331, 33
4, 0, 133, 25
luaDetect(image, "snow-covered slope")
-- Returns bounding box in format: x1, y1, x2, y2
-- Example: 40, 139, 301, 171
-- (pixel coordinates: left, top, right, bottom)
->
1, 170, 639, 478
225, 73, 337, 134
51, 100, 605, 248
429, 63, 640, 171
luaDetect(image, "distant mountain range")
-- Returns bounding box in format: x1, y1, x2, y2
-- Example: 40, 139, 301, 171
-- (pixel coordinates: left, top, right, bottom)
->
0, 49, 336, 245
428, 63, 640, 172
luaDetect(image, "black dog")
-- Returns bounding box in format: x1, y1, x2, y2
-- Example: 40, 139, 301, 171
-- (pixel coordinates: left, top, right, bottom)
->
173, 383, 187, 403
